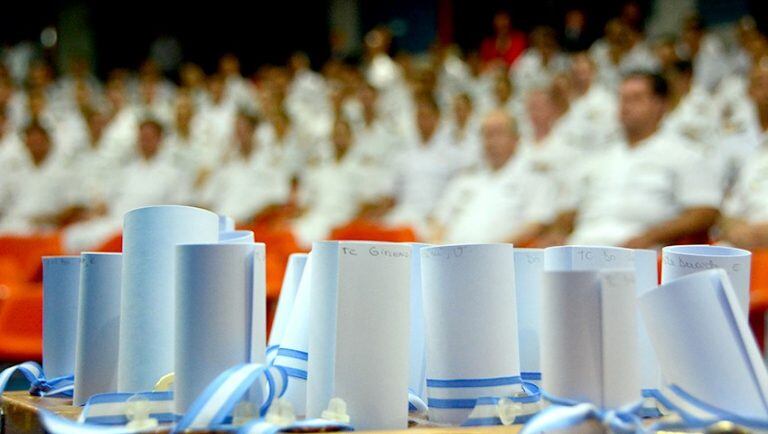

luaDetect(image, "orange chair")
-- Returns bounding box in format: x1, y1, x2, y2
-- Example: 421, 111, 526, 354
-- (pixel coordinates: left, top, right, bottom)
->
0, 233, 63, 283
749, 249, 768, 350
0, 281, 43, 361
329, 219, 417, 243
93, 233, 123, 253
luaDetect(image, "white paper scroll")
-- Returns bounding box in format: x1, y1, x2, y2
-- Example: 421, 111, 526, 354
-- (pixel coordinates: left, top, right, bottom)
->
267, 253, 308, 363
544, 245, 634, 272
218, 214, 235, 232
219, 230, 255, 244
174, 242, 265, 414
333, 241, 411, 430
661, 245, 752, 315
117, 205, 219, 392
513, 248, 544, 380
633, 249, 662, 391
42, 256, 81, 379
639, 269, 768, 419
421, 243, 520, 425
409, 243, 428, 401
74, 253, 122, 405
273, 253, 314, 415
306, 241, 340, 418
541, 270, 640, 408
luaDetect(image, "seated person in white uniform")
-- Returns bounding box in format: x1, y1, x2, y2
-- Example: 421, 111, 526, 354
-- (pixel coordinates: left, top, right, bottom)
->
549, 72, 722, 248
198, 112, 290, 224
292, 119, 388, 245
64, 119, 189, 251
1, 123, 88, 233
383, 95, 469, 233
429, 110, 558, 244
718, 70, 768, 248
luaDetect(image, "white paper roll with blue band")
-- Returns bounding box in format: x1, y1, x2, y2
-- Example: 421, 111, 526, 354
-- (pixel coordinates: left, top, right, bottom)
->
42, 256, 81, 380
267, 253, 307, 365
174, 242, 265, 415
513, 248, 544, 383
117, 205, 219, 393
421, 243, 522, 425
74, 252, 122, 406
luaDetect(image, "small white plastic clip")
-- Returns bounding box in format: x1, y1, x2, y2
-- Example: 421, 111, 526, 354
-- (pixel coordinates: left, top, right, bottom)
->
497, 397, 523, 426
232, 401, 258, 426
265, 398, 296, 426
125, 394, 159, 430
321, 397, 350, 424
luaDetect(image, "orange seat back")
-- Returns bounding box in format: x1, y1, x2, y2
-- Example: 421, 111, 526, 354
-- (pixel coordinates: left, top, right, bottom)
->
0, 282, 43, 361
0, 233, 63, 283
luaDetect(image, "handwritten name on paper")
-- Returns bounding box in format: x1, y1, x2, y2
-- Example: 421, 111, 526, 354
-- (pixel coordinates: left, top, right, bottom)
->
422, 246, 465, 260
663, 255, 742, 272
600, 271, 635, 289
573, 248, 633, 266
522, 253, 542, 265
341, 246, 411, 258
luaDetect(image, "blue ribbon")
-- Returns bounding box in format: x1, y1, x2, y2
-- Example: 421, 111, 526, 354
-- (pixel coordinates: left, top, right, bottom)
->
0, 361, 74, 398
36, 363, 289, 434
272, 347, 308, 380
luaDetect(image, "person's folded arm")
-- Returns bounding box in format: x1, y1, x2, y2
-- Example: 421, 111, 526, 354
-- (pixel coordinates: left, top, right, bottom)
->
623, 207, 720, 248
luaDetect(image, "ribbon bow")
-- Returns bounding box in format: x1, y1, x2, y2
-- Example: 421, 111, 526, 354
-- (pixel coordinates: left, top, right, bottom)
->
0, 361, 74, 398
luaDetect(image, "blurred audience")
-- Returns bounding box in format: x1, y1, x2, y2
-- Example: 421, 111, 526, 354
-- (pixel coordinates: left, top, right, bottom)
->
0, 7, 766, 251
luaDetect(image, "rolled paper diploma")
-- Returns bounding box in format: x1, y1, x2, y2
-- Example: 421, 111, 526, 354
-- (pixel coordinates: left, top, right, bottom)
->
421, 244, 521, 425
633, 249, 662, 392
332, 241, 411, 430
513, 248, 544, 382
306, 241, 339, 418
42, 256, 81, 379
117, 205, 219, 392
661, 245, 751, 315
541, 269, 641, 408
409, 243, 428, 401
74, 253, 122, 406
174, 242, 264, 414
273, 252, 314, 415
267, 253, 308, 363
639, 269, 768, 420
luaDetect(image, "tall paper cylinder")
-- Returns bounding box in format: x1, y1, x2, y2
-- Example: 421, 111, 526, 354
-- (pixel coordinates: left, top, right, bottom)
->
267, 253, 308, 363
513, 248, 544, 381
639, 269, 768, 419
219, 230, 255, 244
74, 253, 122, 405
117, 205, 219, 392
409, 243, 428, 401
541, 269, 640, 408
661, 245, 751, 315
273, 253, 314, 415
42, 256, 81, 379
633, 249, 661, 392
332, 241, 411, 430
306, 241, 339, 418
174, 242, 263, 414
421, 244, 520, 425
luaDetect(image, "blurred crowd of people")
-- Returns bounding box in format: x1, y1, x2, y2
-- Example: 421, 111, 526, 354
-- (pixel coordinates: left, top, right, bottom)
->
2, 7, 768, 252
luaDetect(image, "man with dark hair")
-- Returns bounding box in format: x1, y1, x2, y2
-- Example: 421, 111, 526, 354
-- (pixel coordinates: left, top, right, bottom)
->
542, 72, 722, 247
0, 122, 87, 232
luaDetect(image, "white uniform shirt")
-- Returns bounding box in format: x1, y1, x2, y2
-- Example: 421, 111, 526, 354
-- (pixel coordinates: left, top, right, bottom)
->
511, 49, 571, 93
432, 154, 558, 243
569, 130, 723, 246
723, 145, 768, 223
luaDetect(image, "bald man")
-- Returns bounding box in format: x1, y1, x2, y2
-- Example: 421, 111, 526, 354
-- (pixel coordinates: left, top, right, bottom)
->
429, 110, 558, 244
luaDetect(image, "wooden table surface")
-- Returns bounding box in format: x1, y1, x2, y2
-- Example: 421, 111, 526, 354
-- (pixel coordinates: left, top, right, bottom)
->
0, 391, 523, 434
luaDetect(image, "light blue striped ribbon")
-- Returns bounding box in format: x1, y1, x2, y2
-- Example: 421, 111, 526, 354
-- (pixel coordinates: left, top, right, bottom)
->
426, 375, 542, 426
0, 361, 74, 398
37, 363, 289, 434
408, 391, 427, 415
272, 347, 308, 380
646, 385, 768, 431
265, 345, 279, 365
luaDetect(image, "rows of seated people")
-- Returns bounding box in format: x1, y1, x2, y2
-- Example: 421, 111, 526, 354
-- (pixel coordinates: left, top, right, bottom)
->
0, 13, 767, 252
